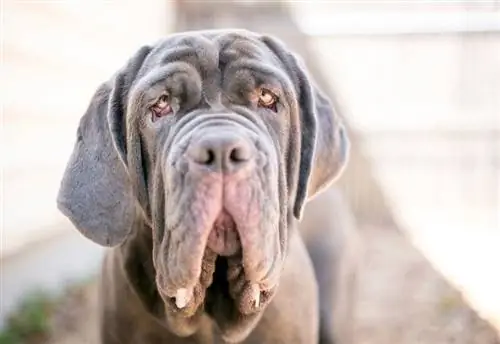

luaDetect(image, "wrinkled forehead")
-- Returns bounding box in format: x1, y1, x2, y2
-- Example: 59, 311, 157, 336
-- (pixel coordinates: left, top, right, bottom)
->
137, 30, 285, 83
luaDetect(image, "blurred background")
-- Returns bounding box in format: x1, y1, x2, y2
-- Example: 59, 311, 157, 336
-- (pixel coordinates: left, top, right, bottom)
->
1, 0, 499, 343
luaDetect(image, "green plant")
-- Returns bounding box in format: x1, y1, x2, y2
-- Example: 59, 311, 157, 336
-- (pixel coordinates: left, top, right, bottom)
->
0, 292, 54, 344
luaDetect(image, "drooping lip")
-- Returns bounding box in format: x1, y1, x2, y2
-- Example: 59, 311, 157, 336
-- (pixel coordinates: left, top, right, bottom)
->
206, 209, 242, 257
159, 160, 279, 298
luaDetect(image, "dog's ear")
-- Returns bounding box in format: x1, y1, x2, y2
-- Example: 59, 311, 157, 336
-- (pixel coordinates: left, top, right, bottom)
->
261, 35, 350, 220
57, 46, 152, 246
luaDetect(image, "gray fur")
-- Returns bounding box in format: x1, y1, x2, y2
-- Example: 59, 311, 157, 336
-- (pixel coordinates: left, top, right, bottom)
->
57, 29, 353, 343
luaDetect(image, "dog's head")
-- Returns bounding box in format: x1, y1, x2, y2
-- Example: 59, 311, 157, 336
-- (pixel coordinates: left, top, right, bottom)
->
57, 29, 349, 341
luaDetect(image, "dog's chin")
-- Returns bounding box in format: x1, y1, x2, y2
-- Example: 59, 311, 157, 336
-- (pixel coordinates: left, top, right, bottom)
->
159, 252, 276, 340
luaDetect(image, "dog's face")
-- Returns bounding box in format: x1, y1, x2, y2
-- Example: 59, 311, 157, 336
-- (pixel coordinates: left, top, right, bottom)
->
57, 29, 349, 341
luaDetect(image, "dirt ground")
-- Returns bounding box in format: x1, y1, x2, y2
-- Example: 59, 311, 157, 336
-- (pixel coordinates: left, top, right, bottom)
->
46, 226, 500, 344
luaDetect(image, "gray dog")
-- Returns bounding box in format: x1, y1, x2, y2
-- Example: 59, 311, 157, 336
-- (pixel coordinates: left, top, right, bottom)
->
57, 29, 358, 343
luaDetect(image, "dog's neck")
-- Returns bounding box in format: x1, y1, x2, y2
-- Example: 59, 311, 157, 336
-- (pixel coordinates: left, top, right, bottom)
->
120, 221, 165, 318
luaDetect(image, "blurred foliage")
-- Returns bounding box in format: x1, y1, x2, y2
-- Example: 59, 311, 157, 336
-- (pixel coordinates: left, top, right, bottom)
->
0, 292, 54, 344
0, 277, 95, 344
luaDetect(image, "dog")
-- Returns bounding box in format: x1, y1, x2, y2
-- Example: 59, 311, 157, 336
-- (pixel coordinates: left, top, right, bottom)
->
57, 29, 358, 343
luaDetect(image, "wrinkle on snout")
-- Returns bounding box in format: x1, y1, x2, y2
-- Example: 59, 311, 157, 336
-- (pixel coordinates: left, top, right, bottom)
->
168, 112, 264, 150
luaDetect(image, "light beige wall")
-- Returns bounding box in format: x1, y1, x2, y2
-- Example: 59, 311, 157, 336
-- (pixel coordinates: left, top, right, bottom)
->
310, 32, 500, 329
2, 1, 175, 255
310, 33, 500, 226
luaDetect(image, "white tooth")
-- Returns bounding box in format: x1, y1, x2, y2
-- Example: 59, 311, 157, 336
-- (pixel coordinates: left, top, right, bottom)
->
175, 288, 192, 309
251, 284, 260, 308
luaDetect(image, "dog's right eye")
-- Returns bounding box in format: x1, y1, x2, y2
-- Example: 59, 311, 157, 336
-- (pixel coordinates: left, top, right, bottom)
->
257, 88, 278, 113
151, 94, 172, 121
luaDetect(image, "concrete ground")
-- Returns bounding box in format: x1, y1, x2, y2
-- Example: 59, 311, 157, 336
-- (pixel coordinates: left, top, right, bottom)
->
44, 225, 499, 344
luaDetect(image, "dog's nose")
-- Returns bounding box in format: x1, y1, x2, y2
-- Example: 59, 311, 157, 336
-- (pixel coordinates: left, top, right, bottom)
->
188, 132, 253, 173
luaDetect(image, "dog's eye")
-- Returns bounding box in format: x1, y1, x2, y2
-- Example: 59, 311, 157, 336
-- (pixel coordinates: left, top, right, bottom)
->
258, 88, 278, 112
151, 94, 172, 121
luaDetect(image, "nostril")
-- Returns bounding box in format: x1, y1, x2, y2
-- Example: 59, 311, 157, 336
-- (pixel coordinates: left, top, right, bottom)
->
190, 146, 216, 165
229, 146, 251, 163
205, 149, 216, 165
199, 148, 216, 165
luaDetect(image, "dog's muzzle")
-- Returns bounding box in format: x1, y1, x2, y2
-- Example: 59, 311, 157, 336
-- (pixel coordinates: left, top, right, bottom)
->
159, 114, 279, 314
185, 127, 257, 257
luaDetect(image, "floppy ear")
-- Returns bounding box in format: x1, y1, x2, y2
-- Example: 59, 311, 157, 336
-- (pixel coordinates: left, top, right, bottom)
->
261, 36, 350, 220
57, 46, 152, 246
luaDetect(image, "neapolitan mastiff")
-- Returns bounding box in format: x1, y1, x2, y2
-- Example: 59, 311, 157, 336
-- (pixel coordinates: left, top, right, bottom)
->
57, 29, 359, 343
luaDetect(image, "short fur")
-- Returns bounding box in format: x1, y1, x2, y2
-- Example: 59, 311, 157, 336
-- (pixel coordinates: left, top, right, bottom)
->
57, 29, 357, 343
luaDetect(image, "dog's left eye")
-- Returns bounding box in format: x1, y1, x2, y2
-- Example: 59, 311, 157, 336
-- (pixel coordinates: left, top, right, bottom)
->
151, 94, 172, 121
258, 88, 278, 112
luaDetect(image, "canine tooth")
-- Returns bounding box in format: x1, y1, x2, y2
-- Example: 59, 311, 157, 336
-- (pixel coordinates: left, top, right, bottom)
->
175, 288, 191, 309
250, 284, 260, 308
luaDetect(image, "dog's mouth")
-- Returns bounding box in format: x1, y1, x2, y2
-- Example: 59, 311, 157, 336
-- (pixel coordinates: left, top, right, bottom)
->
204, 210, 248, 312
159, 174, 280, 314
206, 210, 241, 257
205, 255, 233, 310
